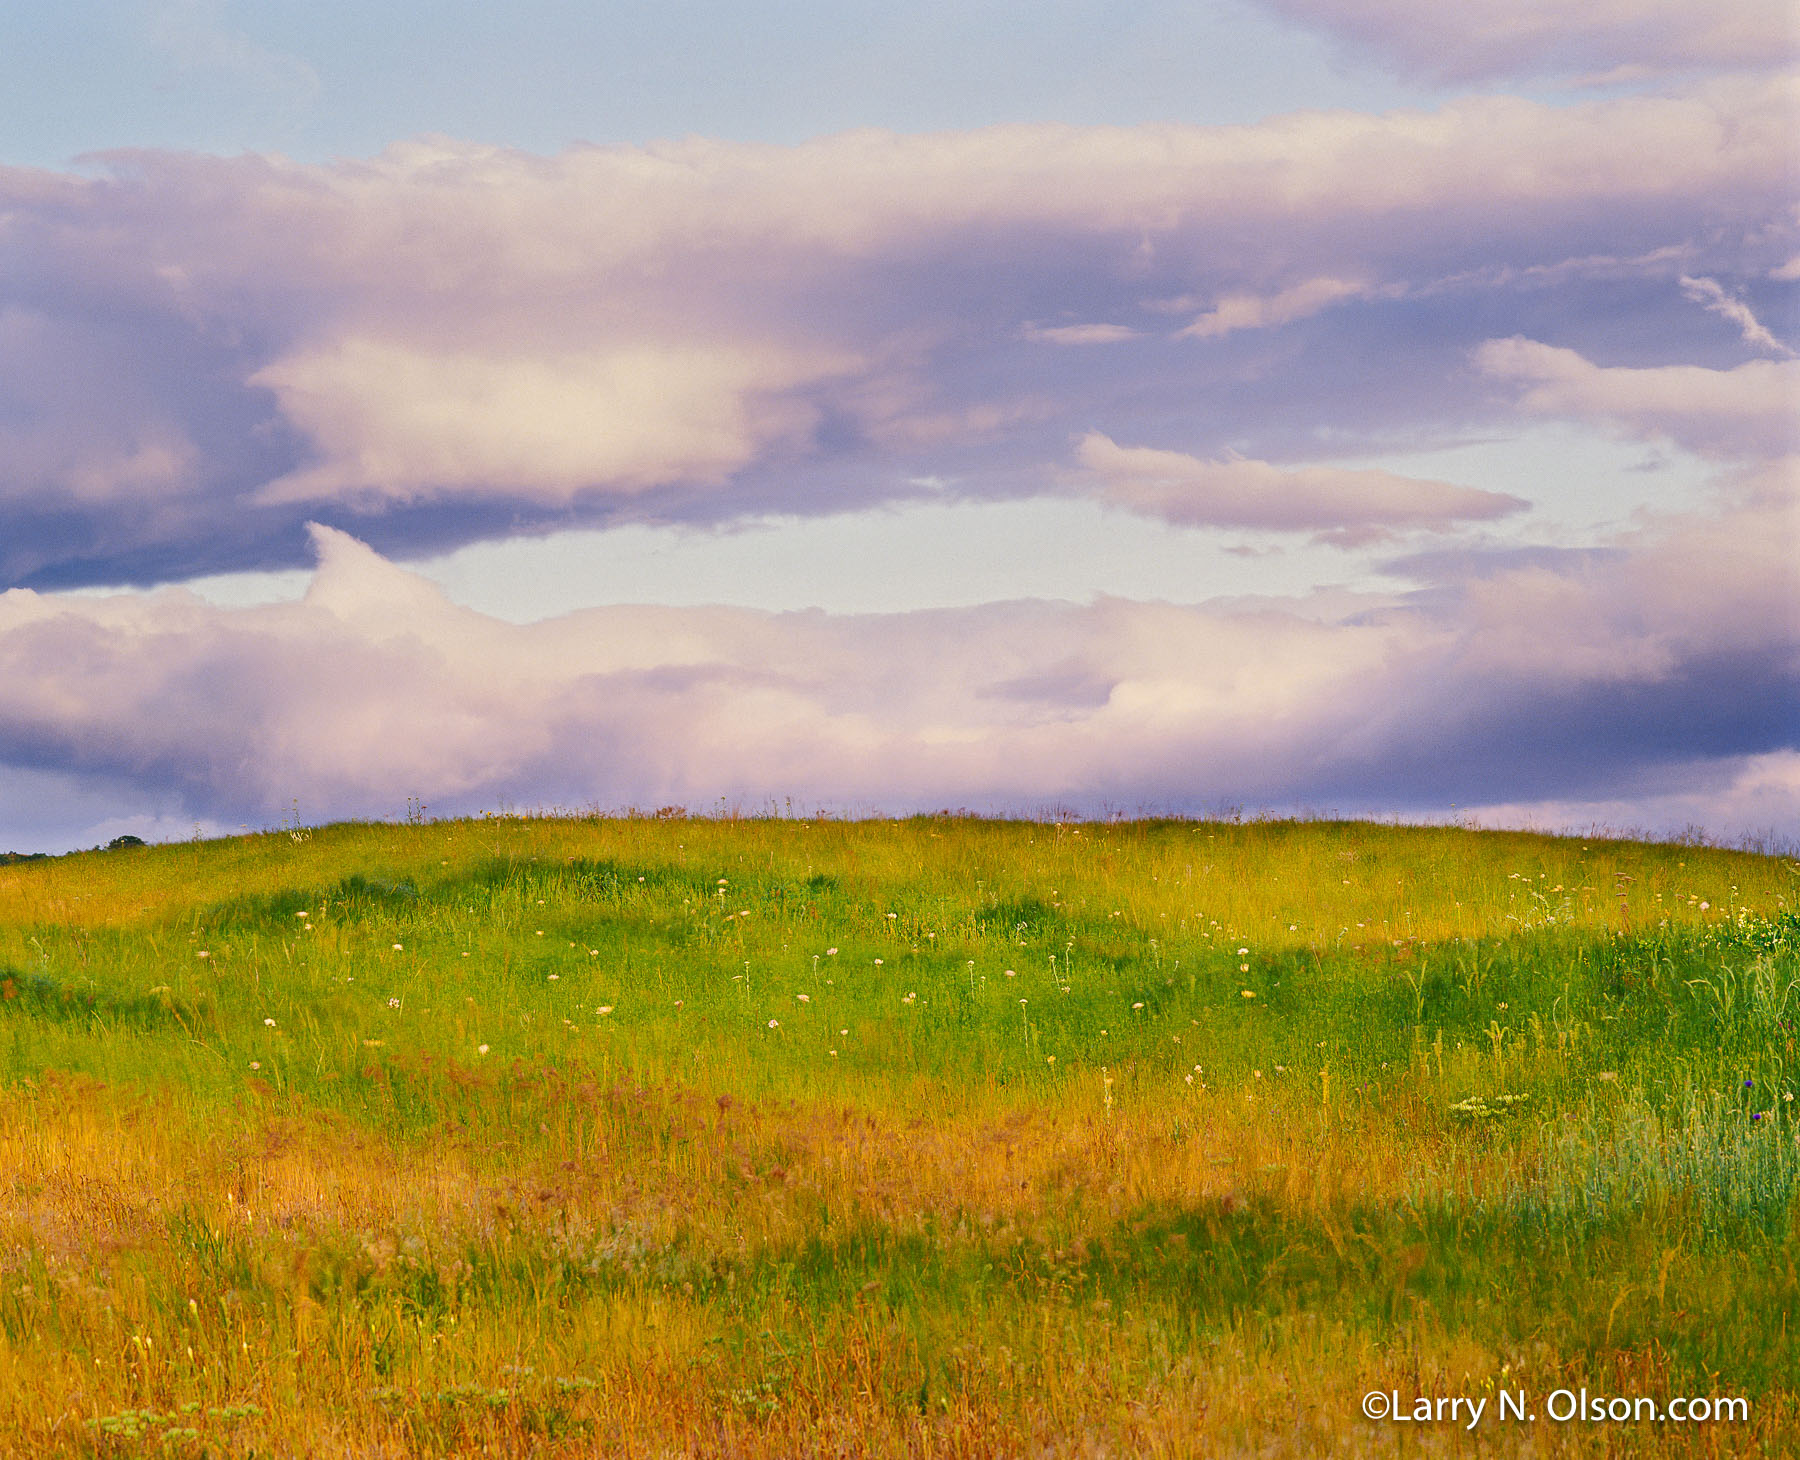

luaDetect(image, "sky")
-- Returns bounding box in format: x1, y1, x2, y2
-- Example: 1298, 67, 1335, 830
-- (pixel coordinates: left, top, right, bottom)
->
0, 0, 1796, 851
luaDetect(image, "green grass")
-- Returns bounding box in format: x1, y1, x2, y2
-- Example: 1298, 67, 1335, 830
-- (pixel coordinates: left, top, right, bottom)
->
0, 813, 1795, 1456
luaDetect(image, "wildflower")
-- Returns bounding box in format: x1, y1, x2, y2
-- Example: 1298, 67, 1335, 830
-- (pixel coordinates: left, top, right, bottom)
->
874, 958, 884, 965
391, 943, 403, 951
549, 974, 559, 981
887, 912, 898, 920
1237, 947, 1248, 955
1785, 1092, 1794, 1103
1132, 1002, 1144, 1010
1745, 1078, 1754, 1088
674, 1000, 683, 1007
197, 951, 210, 959
1004, 969, 1016, 977
1240, 963, 1249, 972
263, 1017, 276, 1027
1751, 1112, 1764, 1122
387, 997, 400, 1009
294, 911, 307, 919
1699, 901, 1709, 910
1047, 1055, 1056, 1064
1185, 1074, 1193, 1084
826, 948, 837, 955
477, 1044, 489, 1055
1241, 990, 1255, 999
767, 1019, 779, 1029
829, 1050, 838, 1057
597, 1006, 614, 1016
535, 930, 544, 937
797, 993, 810, 1003
839, 1028, 848, 1035
588, 949, 598, 956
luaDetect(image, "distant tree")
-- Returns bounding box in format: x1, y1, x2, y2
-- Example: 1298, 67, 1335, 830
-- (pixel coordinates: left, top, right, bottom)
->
106, 834, 148, 850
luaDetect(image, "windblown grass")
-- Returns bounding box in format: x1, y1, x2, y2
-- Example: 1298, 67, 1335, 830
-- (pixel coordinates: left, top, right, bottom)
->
0, 815, 1794, 1456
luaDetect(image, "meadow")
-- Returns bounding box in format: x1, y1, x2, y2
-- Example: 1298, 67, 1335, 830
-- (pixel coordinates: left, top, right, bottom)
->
0, 813, 1794, 1457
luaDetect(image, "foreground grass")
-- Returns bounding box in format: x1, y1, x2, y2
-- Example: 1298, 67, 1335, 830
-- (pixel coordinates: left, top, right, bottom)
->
0, 814, 1794, 1456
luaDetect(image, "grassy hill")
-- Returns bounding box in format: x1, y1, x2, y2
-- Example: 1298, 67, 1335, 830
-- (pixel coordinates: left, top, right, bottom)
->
0, 815, 1794, 1456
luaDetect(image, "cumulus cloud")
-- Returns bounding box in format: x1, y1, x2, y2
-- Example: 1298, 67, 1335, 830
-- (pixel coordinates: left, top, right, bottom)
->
1475, 338, 1800, 457
1258, 0, 1799, 83
0, 73, 1793, 586
1075, 433, 1527, 542
250, 338, 860, 505
0, 471, 1791, 842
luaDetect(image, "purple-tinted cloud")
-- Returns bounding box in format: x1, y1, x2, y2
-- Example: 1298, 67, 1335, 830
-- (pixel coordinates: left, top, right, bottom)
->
0, 73, 1792, 586
1476, 339, 1800, 458
0, 456, 1791, 838
1076, 432, 1526, 542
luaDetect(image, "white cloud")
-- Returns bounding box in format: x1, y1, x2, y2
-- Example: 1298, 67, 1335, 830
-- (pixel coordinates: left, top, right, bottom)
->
1076, 433, 1526, 540
251, 338, 860, 505
1678, 274, 1793, 355
1022, 323, 1142, 345
1177, 277, 1374, 340
1475, 338, 1800, 457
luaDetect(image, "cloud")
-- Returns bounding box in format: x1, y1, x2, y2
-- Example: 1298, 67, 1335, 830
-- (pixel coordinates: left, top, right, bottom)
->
0, 73, 1792, 586
1022, 323, 1142, 345
250, 338, 861, 505
1475, 338, 1800, 457
1257, 0, 1799, 83
1176, 277, 1374, 340
1678, 274, 1793, 355
1460, 750, 1800, 849
1075, 433, 1527, 541
0, 469, 1791, 844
